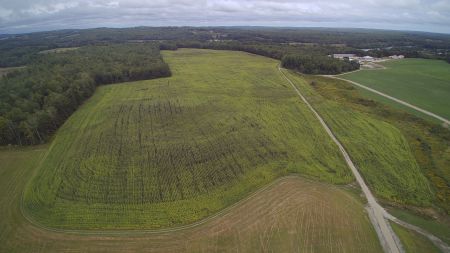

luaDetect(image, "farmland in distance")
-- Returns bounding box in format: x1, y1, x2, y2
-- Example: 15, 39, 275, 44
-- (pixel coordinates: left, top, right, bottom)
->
340, 59, 450, 121
23, 49, 353, 229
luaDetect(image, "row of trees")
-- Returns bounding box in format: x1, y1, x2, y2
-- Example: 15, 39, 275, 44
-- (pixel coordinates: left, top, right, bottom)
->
281, 55, 360, 75
0, 43, 171, 145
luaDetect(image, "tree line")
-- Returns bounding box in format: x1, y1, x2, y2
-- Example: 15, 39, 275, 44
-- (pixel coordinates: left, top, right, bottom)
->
0, 43, 171, 145
281, 55, 360, 74
161, 40, 360, 74
2, 27, 448, 68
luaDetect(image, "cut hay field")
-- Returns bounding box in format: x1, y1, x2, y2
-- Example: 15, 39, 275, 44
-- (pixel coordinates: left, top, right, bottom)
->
340, 59, 450, 121
1, 147, 383, 252
23, 49, 353, 229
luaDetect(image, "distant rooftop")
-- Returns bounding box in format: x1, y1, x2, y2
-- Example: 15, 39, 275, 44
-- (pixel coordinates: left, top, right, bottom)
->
333, 54, 356, 58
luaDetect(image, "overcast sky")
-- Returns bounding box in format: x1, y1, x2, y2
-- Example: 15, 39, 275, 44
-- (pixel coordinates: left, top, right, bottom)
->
0, 0, 449, 34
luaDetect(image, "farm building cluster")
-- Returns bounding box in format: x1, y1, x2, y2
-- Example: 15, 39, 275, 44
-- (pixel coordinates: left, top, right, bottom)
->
331, 54, 404, 63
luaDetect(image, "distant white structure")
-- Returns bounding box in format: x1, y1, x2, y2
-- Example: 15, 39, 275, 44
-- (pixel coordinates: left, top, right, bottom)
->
361, 56, 374, 62
332, 53, 403, 63
333, 54, 356, 59
389, 55, 405, 59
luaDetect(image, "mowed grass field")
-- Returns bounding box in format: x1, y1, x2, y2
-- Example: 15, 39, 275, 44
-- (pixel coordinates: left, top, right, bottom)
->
1, 147, 383, 252
388, 207, 450, 244
24, 49, 353, 229
340, 59, 450, 120
390, 223, 441, 253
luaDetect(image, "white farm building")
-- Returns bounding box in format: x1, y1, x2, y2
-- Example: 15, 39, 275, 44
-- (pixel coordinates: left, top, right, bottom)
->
332, 54, 356, 59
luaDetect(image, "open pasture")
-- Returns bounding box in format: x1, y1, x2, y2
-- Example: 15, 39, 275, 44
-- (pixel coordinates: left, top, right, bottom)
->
0, 146, 382, 252
340, 59, 450, 121
24, 49, 353, 229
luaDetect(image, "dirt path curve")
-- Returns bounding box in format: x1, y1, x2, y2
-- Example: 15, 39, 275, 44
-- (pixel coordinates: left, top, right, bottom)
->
386, 213, 450, 253
278, 67, 403, 253
20, 175, 302, 236
327, 76, 450, 125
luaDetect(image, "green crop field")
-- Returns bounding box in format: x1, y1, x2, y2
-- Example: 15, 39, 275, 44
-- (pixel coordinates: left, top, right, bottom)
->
340, 59, 450, 121
23, 49, 354, 229
0, 147, 382, 252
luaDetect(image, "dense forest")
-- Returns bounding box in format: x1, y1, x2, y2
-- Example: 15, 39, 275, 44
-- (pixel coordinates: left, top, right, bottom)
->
1, 27, 449, 67
0, 43, 170, 145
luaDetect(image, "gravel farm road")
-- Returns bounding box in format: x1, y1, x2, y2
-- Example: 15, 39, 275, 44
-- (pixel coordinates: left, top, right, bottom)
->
279, 66, 404, 253
279, 67, 450, 253
328, 76, 450, 126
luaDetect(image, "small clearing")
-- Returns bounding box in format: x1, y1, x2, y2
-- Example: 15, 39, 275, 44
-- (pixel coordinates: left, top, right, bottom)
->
38, 47, 79, 54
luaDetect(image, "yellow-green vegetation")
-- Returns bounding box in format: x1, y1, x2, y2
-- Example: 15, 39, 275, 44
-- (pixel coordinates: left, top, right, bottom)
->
283, 71, 438, 208
341, 59, 450, 120
285, 72, 449, 212
391, 223, 441, 253
0, 148, 382, 252
24, 49, 352, 229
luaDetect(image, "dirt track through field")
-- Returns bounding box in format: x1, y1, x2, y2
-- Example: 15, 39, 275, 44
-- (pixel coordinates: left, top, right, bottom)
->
280, 67, 450, 253
329, 76, 450, 125
5, 176, 383, 252
278, 67, 403, 253
388, 214, 450, 252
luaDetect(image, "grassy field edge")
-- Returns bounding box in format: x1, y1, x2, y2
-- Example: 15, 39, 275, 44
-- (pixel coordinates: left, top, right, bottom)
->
19, 174, 358, 234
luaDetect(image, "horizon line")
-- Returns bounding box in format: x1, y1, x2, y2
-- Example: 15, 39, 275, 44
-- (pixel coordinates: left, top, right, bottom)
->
2, 25, 450, 36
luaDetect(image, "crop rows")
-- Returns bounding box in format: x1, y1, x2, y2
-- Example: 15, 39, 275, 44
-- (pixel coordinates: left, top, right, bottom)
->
24, 49, 352, 229
55, 84, 287, 205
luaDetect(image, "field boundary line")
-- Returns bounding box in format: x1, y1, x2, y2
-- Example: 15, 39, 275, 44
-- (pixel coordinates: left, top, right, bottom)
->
20, 175, 310, 236
278, 66, 403, 253
333, 62, 387, 76
326, 75, 450, 125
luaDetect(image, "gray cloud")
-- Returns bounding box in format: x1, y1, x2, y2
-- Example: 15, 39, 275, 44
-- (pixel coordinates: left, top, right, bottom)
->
0, 0, 449, 34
